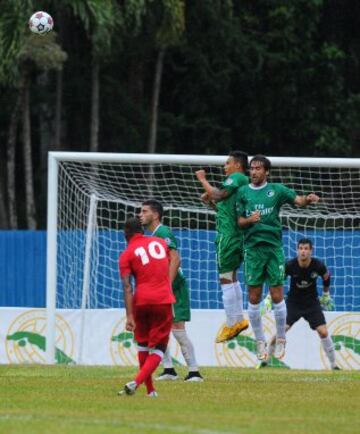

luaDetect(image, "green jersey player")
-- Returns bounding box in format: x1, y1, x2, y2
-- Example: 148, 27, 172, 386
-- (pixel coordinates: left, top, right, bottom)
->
195, 151, 249, 343
236, 155, 319, 361
139, 200, 203, 382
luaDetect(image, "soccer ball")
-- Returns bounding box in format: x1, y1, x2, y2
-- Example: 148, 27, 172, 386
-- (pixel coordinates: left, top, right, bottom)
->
29, 11, 54, 35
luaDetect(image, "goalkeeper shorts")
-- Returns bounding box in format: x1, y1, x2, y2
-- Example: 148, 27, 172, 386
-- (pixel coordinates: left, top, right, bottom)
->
286, 300, 326, 330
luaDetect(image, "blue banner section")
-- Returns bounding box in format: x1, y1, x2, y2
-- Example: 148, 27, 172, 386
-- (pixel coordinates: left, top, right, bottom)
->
0, 230, 359, 310
0, 231, 47, 307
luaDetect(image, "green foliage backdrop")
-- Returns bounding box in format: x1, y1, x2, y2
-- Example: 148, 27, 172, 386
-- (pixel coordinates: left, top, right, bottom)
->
0, 0, 360, 228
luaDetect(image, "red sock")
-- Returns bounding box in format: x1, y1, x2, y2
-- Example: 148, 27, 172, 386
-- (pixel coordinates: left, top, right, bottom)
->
135, 353, 162, 388
138, 351, 155, 394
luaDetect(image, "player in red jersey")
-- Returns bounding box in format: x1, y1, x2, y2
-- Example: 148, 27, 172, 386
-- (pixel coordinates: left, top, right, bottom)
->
117, 217, 175, 397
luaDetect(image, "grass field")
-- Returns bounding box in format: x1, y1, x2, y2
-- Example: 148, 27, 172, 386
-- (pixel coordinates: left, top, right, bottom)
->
1, 365, 359, 434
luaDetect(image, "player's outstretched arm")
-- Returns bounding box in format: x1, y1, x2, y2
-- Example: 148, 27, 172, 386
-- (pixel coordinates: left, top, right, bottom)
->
195, 169, 230, 202
294, 193, 320, 207
200, 192, 217, 210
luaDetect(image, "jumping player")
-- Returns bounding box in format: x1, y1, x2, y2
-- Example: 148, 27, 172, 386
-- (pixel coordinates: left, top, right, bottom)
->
195, 151, 249, 343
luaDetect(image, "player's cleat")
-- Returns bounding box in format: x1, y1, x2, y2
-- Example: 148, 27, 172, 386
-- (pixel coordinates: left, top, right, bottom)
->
147, 391, 158, 397
215, 319, 249, 343
155, 368, 179, 381
233, 319, 250, 335
274, 338, 286, 359
117, 380, 137, 396
256, 340, 268, 361
256, 361, 269, 369
332, 366, 341, 370
184, 371, 204, 382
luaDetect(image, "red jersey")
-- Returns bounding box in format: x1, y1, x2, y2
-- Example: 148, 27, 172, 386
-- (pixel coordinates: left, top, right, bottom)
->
119, 234, 175, 306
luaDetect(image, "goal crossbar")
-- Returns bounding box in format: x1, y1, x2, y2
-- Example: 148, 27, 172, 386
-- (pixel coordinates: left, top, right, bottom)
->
46, 152, 360, 364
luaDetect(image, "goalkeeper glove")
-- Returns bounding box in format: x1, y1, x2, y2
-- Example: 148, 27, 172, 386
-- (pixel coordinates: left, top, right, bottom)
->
260, 294, 273, 315
319, 293, 334, 311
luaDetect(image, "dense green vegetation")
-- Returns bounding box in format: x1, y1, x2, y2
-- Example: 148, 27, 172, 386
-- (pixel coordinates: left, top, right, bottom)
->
1, 1, 360, 228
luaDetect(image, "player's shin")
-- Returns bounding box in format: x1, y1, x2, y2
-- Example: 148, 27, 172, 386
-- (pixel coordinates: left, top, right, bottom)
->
233, 281, 245, 320
321, 335, 337, 369
221, 283, 239, 326
172, 329, 198, 371
162, 347, 174, 369
273, 300, 287, 339
248, 302, 266, 342
137, 345, 154, 394
135, 349, 164, 387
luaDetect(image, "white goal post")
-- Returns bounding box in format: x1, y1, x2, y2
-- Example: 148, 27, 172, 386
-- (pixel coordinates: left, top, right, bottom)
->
46, 152, 360, 364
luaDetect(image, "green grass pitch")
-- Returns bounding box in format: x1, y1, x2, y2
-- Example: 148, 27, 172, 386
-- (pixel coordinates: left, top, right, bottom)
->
0, 365, 359, 434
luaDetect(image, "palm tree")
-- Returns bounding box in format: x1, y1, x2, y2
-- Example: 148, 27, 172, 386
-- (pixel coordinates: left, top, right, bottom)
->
64, 0, 120, 152
116, 0, 185, 153
0, 1, 67, 228
0, 0, 33, 228
147, 0, 185, 153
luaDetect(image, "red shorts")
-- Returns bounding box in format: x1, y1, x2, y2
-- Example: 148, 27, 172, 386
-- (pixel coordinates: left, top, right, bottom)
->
133, 304, 173, 348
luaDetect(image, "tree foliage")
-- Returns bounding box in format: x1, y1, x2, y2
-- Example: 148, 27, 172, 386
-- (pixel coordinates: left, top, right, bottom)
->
0, 0, 360, 228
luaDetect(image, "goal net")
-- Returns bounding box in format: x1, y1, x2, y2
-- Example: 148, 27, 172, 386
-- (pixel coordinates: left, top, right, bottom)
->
47, 153, 360, 360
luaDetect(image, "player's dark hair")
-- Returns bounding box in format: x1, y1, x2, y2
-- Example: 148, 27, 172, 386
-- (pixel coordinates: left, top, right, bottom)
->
250, 155, 271, 172
142, 199, 163, 221
229, 150, 248, 171
124, 217, 144, 240
297, 238, 313, 249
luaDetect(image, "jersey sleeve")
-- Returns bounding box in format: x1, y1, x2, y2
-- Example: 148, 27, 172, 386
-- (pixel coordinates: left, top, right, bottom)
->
157, 227, 178, 250
222, 173, 248, 194
277, 184, 297, 205
119, 250, 132, 278
317, 260, 328, 277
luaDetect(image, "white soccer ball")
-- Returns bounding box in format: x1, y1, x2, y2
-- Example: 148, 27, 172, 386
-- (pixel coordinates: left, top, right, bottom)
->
29, 11, 54, 35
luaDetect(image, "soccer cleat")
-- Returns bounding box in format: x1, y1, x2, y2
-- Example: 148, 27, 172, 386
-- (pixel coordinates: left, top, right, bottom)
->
274, 338, 286, 360
256, 361, 269, 369
332, 366, 341, 370
215, 319, 249, 343
147, 391, 158, 397
184, 371, 204, 382
256, 340, 268, 361
117, 380, 137, 396
155, 368, 179, 381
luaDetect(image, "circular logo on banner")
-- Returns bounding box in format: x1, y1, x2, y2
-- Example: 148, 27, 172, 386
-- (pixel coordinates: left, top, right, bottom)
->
215, 314, 273, 367
5, 309, 75, 364
110, 317, 137, 366
110, 316, 182, 366
215, 314, 290, 369
320, 313, 360, 370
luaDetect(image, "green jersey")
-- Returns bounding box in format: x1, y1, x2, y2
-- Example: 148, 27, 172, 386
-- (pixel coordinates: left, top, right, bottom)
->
236, 182, 296, 248
152, 224, 186, 289
216, 172, 248, 238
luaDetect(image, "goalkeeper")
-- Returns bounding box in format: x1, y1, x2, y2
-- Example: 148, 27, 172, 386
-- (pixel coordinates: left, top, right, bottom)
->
263, 238, 339, 369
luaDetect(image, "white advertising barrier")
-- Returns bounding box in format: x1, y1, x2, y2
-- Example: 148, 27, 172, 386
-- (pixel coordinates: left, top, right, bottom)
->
1, 308, 359, 370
